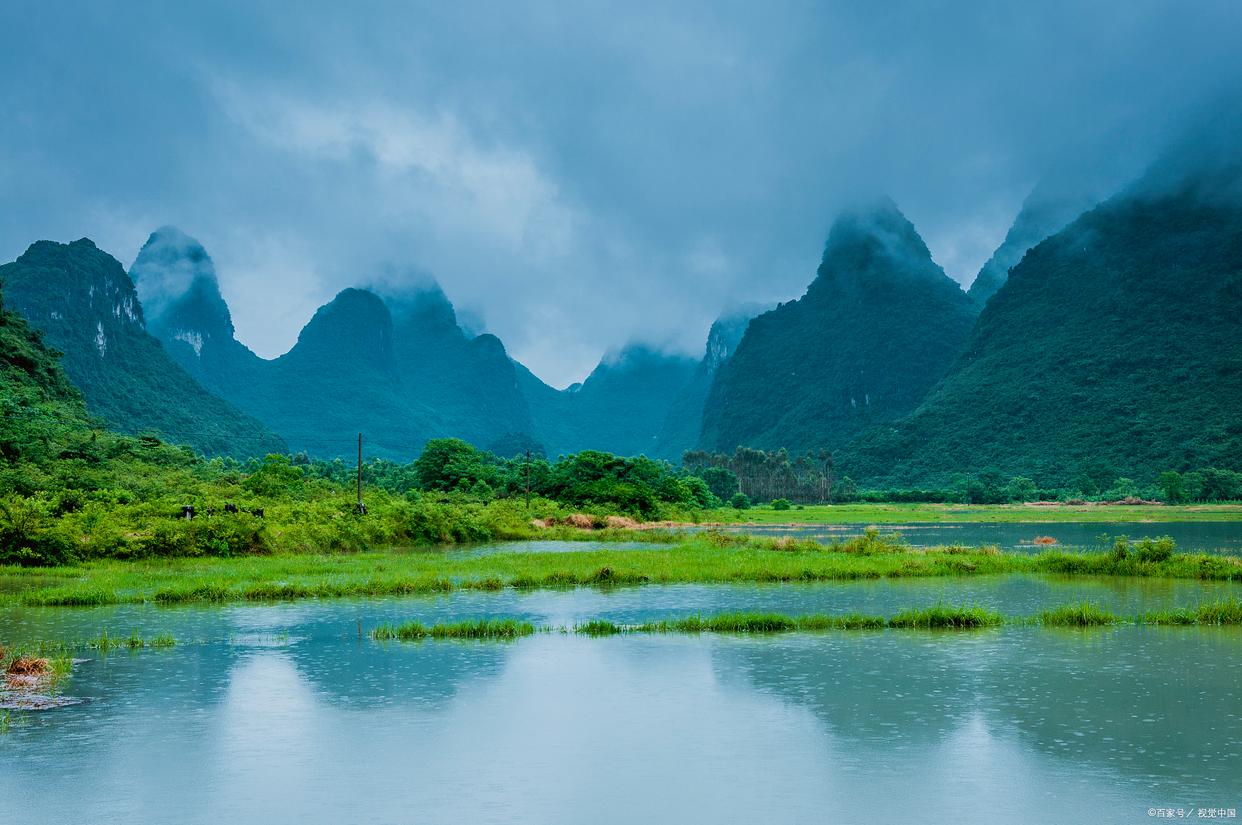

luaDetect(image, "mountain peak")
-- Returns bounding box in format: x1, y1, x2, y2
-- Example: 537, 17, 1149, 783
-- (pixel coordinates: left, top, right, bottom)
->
813, 197, 949, 292
130, 225, 221, 319
967, 180, 1099, 306
130, 226, 235, 353
293, 288, 394, 362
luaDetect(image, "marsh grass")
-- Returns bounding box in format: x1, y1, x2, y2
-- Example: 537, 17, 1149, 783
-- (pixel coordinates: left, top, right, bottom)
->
6, 532, 1242, 611
886, 604, 1004, 629
1039, 602, 1121, 627
574, 619, 625, 636
89, 630, 179, 651
1141, 598, 1242, 626
371, 618, 535, 641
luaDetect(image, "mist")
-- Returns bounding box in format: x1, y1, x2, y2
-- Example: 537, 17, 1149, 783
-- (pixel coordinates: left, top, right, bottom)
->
1, 0, 1239, 386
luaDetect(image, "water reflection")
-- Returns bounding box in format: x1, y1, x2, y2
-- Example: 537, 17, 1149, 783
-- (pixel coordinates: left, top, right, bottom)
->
2, 585, 1240, 824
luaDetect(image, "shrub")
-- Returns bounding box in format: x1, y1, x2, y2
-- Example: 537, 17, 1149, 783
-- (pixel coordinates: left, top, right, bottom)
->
771, 498, 792, 511
1134, 536, 1175, 563
729, 493, 751, 510
0, 497, 75, 566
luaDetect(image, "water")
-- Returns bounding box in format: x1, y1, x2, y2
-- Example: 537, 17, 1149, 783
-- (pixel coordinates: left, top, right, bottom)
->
712, 520, 1242, 554
2, 576, 1240, 824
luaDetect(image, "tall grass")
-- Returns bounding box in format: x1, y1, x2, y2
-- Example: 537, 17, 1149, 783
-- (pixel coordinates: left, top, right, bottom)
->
7, 532, 1242, 610
1141, 598, 1242, 626
1039, 602, 1121, 627
886, 604, 1004, 629
371, 618, 535, 641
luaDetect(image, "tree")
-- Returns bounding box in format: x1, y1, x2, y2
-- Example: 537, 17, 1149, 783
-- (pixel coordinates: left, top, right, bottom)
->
1158, 471, 1186, 503
729, 492, 751, 510
413, 438, 494, 492
1007, 476, 1037, 503
699, 466, 739, 502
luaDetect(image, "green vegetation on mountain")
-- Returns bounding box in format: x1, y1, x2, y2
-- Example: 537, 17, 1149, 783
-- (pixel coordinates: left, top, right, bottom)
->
698, 199, 978, 454
132, 228, 535, 460
966, 181, 1098, 306
388, 287, 534, 453
0, 239, 285, 457
129, 226, 268, 397
518, 344, 697, 458
842, 160, 1242, 488
652, 308, 759, 460
0, 263, 724, 568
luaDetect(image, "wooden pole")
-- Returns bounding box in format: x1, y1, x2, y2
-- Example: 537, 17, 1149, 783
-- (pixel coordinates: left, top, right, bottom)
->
524, 449, 532, 509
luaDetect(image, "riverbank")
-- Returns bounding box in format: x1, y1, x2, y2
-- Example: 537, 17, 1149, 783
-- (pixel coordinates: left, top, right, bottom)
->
5, 532, 1240, 608
703, 502, 1242, 524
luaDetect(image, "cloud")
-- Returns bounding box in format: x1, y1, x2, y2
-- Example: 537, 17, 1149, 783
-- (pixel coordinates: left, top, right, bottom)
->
0, 0, 1239, 385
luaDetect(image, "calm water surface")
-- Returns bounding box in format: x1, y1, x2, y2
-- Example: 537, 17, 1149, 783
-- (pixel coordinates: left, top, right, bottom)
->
2, 578, 1240, 824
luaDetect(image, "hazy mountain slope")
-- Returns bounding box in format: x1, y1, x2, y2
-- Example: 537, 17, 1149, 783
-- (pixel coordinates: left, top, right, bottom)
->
388, 287, 535, 452
967, 182, 1099, 306
132, 228, 536, 459
517, 346, 697, 458
651, 308, 759, 460
698, 199, 978, 454
843, 159, 1242, 486
0, 239, 284, 457
130, 226, 267, 395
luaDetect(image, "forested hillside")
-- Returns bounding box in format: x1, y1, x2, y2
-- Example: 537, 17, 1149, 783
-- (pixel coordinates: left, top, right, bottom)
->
0, 239, 285, 457
966, 181, 1098, 306
518, 345, 697, 459
843, 159, 1242, 487
698, 199, 978, 454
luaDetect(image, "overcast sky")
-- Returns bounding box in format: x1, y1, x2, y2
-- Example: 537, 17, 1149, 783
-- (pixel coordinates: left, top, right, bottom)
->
1, 1, 1239, 386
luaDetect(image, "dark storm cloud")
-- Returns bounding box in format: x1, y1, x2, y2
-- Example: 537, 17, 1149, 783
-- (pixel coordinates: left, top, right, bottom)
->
1, 0, 1238, 385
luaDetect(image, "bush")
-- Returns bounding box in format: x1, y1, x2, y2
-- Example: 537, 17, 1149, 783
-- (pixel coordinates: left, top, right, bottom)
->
402, 500, 491, 544
0, 497, 75, 566
1134, 536, 1175, 563
771, 498, 792, 511
729, 493, 751, 510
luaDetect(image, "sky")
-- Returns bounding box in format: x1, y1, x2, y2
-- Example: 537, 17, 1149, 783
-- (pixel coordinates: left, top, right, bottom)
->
1, 1, 1239, 387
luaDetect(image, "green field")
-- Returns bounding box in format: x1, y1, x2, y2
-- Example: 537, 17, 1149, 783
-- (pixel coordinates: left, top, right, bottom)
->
4, 532, 1240, 608
705, 502, 1242, 524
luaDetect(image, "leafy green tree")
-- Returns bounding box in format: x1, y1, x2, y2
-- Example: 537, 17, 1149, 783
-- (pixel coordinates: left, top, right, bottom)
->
729, 492, 751, 510
771, 498, 792, 510
1195, 468, 1242, 501
681, 476, 718, 509
414, 438, 495, 492
833, 476, 859, 502
1158, 471, 1186, 503
243, 454, 305, 498
698, 466, 740, 502
1006, 476, 1037, 503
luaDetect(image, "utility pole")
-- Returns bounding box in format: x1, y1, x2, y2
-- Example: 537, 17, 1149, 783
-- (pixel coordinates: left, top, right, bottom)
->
355, 432, 366, 515
524, 449, 532, 509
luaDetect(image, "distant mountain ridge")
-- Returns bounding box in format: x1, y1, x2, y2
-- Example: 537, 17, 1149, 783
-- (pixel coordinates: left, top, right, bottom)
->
517, 344, 698, 458
967, 181, 1099, 306
129, 228, 699, 460
0, 238, 285, 456
651, 307, 761, 460
841, 151, 1242, 486
698, 198, 979, 454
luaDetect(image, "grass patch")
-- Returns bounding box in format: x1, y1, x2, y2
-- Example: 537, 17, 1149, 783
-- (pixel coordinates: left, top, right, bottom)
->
372, 618, 535, 641
1039, 602, 1121, 627
574, 619, 626, 636
5, 532, 1241, 610
1142, 598, 1242, 626
886, 604, 1004, 629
